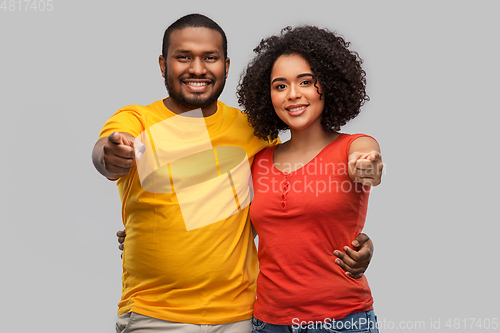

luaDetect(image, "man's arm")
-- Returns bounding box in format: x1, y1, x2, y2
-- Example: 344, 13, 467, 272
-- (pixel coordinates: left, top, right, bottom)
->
334, 233, 374, 279
92, 132, 137, 179
116, 230, 375, 279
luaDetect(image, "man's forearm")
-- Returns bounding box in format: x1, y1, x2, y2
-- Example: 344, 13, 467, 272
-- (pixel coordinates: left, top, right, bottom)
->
92, 132, 137, 179
92, 137, 117, 179
92, 137, 113, 178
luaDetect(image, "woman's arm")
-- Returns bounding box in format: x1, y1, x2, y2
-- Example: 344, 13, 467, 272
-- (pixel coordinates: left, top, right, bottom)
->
348, 136, 383, 186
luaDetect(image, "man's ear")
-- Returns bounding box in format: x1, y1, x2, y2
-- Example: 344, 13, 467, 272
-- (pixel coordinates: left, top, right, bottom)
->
159, 55, 166, 78
225, 57, 230, 79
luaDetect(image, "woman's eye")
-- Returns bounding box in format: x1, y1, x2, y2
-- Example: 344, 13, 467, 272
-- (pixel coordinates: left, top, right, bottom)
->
276, 84, 286, 90
301, 80, 312, 85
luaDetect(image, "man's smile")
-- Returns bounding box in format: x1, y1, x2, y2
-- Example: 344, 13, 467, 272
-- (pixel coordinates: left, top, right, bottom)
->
182, 79, 213, 92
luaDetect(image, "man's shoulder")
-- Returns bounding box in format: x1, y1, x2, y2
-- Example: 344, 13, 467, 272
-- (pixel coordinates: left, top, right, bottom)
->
217, 100, 251, 124
217, 100, 243, 114
106, 100, 168, 124
117, 100, 162, 114
99, 100, 165, 139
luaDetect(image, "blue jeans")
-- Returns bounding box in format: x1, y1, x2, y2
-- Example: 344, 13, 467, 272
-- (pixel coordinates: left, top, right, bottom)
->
252, 310, 379, 333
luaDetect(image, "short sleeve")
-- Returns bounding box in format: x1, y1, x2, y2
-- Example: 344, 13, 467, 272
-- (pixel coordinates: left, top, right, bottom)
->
344, 133, 378, 159
98, 106, 146, 139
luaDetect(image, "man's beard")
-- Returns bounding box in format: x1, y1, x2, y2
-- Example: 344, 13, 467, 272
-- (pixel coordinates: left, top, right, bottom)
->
165, 73, 226, 110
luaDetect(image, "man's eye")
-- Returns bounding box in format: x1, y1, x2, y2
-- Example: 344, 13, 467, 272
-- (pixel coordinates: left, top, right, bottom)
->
206, 56, 217, 61
177, 55, 189, 60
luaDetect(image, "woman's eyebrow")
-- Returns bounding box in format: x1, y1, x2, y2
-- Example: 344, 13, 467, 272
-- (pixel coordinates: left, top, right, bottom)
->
271, 73, 313, 84
271, 77, 286, 84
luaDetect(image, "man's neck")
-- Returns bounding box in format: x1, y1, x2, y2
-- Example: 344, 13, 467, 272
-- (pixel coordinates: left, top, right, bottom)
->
163, 98, 217, 117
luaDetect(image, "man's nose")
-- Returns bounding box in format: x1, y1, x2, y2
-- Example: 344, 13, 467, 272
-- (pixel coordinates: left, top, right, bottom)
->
188, 58, 207, 76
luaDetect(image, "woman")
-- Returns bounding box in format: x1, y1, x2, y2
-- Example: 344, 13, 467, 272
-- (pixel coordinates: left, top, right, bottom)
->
237, 26, 382, 332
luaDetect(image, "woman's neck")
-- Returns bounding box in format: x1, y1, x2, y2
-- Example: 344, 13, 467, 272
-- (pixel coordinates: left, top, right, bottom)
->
274, 126, 340, 173
286, 126, 339, 153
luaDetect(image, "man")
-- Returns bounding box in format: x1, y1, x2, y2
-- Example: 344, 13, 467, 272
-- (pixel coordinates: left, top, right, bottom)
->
92, 14, 374, 332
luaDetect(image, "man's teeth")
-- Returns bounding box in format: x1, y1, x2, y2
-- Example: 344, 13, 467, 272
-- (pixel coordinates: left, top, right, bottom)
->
187, 82, 209, 86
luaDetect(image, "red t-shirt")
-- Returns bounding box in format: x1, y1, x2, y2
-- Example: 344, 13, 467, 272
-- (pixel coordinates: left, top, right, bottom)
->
250, 133, 374, 324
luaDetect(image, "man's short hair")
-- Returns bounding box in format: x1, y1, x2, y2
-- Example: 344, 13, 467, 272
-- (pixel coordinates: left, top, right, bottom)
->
162, 13, 228, 59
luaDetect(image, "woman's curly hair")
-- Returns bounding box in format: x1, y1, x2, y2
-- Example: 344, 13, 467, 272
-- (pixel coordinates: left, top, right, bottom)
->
237, 25, 369, 141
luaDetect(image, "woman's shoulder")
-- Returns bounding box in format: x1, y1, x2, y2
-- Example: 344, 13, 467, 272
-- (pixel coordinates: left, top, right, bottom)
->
253, 145, 278, 167
255, 145, 277, 159
337, 133, 378, 146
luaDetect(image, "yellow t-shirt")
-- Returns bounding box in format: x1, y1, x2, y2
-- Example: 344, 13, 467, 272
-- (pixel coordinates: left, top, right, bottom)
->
99, 99, 276, 324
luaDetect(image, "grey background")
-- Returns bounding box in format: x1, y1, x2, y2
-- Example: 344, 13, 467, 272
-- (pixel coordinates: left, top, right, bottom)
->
1, 0, 498, 332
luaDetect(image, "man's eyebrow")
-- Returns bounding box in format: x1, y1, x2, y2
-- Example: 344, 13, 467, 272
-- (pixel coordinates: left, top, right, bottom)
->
173, 50, 221, 55
271, 73, 314, 84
